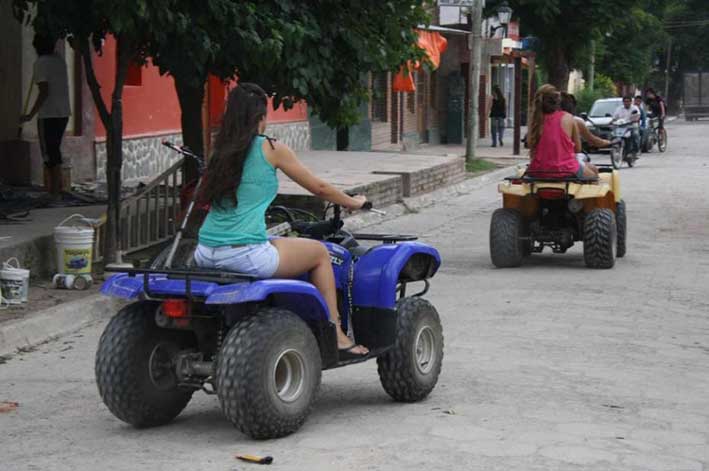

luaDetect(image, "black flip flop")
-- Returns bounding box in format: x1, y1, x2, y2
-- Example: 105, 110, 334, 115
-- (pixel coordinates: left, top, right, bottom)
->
338, 344, 368, 361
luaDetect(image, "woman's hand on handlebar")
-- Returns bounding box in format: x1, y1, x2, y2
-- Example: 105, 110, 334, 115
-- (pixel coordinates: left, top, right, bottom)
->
345, 194, 367, 211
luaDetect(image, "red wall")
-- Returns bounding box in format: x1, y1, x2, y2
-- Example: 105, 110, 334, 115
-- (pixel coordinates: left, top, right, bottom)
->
94, 38, 308, 139
93, 37, 181, 138
209, 79, 308, 128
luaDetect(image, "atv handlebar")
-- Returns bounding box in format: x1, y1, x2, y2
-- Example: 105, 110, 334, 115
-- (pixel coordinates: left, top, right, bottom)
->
283, 199, 384, 241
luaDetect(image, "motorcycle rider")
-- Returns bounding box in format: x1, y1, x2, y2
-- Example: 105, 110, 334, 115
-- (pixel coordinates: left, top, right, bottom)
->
645, 88, 666, 129
612, 95, 641, 156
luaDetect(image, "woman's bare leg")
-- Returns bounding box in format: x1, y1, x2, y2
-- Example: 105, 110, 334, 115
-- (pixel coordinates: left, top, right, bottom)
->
270, 238, 368, 354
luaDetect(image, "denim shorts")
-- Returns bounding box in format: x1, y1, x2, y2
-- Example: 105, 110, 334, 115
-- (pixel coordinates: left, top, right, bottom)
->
575, 154, 587, 178
194, 242, 280, 278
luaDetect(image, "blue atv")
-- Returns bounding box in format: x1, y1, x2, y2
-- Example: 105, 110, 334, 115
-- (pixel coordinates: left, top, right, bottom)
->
95, 143, 444, 440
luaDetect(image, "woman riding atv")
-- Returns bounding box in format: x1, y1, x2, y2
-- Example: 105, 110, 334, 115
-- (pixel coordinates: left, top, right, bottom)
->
195, 83, 369, 356
527, 85, 598, 179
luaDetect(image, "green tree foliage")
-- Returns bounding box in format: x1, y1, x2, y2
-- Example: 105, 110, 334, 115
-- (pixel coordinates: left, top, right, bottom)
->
486, 0, 632, 90
148, 1, 429, 170
595, 6, 667, 87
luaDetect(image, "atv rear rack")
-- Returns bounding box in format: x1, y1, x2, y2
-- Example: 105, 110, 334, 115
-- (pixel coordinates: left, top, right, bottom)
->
104, 266, 255, 301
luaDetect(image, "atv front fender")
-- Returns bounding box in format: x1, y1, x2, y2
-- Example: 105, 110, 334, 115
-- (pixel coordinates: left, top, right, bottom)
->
353, 242, 441, 309
206, 279, 330, 322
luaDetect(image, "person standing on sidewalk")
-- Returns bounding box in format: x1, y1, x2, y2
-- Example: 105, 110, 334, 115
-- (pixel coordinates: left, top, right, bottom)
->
20, 35, 71, 198
490, 85, 506, 147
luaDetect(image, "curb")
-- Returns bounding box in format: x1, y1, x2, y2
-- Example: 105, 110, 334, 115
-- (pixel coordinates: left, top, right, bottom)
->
0, 294, 124, 357
0, 165, 516, 357
344, 165, 517, 230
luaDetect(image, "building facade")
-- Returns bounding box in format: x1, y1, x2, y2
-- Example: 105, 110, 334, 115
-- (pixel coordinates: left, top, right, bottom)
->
0, 19, 310, 188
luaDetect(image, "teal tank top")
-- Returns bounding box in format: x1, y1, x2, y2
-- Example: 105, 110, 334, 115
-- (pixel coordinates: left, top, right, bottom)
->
198, 136, 278, 247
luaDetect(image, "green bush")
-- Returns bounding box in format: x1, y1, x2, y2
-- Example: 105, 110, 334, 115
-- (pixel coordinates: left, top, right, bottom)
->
577, 74, 617, 113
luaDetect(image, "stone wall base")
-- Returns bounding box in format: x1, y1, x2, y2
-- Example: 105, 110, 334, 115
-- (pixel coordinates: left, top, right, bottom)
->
95, 121, 311, 185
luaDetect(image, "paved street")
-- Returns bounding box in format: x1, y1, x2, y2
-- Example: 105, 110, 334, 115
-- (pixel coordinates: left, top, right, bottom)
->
1, 120, 708, 470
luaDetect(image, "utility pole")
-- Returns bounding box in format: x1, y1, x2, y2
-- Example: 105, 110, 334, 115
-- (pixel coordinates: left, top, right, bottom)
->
588, 39, 596, 91
465, 0, 483, 162
664, 38, 672, 101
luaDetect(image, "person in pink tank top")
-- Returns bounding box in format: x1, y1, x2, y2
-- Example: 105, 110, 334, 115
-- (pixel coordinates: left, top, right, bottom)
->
527, 85, 598, 179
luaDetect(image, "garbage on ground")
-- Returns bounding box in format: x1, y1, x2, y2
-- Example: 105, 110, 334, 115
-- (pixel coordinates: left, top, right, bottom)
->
52, 273, 93, 290
235, 454, 274, 465
1, 258, 30, 305
0, 401, 19, 413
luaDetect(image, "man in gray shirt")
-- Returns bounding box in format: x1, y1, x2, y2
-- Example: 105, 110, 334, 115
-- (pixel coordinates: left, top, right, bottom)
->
20, 34, 71, 197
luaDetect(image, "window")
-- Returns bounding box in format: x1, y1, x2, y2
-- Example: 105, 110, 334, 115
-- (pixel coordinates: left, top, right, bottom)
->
371, 72, 388, 122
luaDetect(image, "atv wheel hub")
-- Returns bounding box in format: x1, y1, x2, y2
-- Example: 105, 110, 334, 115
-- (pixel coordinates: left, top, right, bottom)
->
274, 349, 306, 403
148, 343, 179, 391
415, 326, 436, 375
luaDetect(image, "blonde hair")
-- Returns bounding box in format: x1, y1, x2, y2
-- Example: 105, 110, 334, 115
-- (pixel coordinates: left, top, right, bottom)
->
527, 84, 561, 155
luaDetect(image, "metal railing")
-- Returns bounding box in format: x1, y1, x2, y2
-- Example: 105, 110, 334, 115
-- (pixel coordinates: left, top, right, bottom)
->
94, 157, 185, 262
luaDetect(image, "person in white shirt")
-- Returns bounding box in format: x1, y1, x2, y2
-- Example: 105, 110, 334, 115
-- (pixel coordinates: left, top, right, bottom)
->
20, 35, 71, 197
612, 96, 641, 155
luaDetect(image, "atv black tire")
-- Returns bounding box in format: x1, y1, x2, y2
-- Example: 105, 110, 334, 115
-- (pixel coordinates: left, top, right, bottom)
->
216, 308, 321, 440
150, 238, 197, 270
490, 208, 526, 268
377, 297, 444, 402
95, 302, 194, 427
616, 200, 627, 258
583, 208, 617, 269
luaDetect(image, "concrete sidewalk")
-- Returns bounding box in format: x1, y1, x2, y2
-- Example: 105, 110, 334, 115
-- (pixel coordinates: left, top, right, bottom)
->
275, 149, 466, 213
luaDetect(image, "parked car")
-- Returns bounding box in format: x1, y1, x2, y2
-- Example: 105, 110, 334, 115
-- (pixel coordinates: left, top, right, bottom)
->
584, 98, 623, 142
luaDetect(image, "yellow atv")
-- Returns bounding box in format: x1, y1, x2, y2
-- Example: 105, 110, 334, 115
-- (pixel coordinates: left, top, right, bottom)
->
490, 166, 626, 269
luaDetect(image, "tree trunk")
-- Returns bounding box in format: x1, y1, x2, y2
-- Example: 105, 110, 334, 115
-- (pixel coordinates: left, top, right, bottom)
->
336, 127, 349, 150
174, 76, 206, 183
103, 36, 131, 263
545, 44, 570, 91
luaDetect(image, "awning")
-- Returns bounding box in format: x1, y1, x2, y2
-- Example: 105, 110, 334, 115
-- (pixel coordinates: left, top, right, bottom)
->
393, 29, 448, 93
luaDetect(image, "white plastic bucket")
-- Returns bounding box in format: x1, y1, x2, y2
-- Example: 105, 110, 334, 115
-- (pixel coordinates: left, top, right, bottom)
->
0, 258, 30, 304
54, 214, 95, 275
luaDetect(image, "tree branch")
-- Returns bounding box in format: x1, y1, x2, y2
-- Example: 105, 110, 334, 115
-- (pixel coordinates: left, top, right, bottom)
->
78, 37, 111, 127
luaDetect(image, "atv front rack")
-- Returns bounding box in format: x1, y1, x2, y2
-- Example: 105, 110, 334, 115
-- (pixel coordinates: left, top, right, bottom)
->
104, 266, 255, 301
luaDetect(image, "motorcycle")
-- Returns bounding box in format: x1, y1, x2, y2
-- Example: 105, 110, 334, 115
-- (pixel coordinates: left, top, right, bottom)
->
609, 109, 641, 169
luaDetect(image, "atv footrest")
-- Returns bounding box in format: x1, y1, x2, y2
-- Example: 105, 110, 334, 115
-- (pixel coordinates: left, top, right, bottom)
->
329, 346, 392, 369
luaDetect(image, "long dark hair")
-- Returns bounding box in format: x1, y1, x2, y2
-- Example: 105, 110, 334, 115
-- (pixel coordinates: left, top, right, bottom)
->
200, 83, 268, 207
527, 84, 561, 153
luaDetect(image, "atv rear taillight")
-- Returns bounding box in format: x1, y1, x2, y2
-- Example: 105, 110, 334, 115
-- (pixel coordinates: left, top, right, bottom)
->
536, 188, 566, 200
162, 299, 188, 318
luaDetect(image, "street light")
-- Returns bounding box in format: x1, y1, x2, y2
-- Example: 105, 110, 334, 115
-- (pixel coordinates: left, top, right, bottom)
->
489, 1, 514, 37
